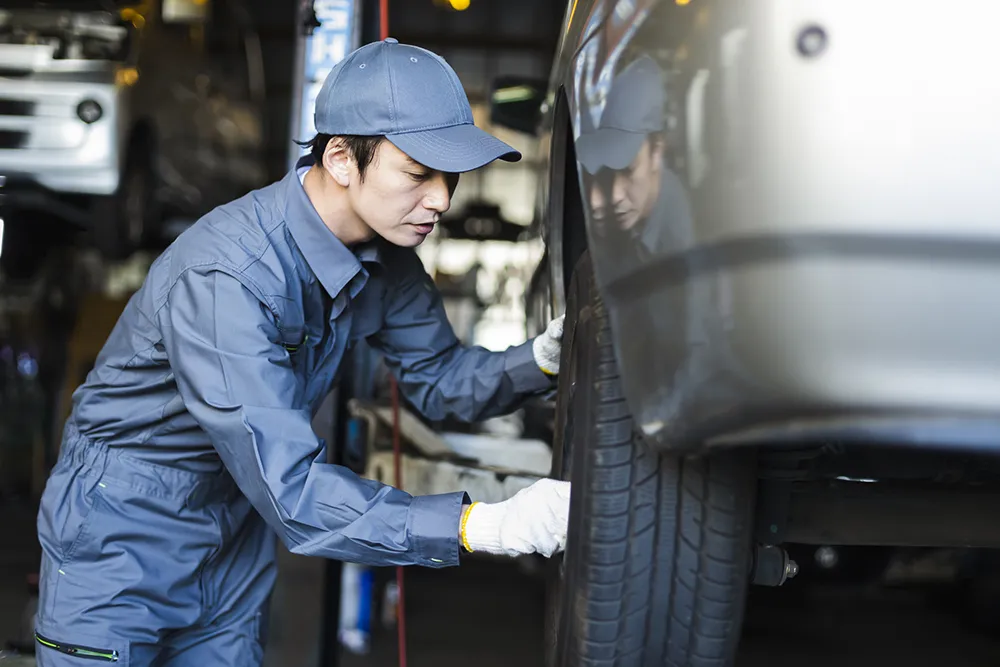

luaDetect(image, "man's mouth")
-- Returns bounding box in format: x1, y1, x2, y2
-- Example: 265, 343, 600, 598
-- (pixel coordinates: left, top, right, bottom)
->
410, 222, 436, 235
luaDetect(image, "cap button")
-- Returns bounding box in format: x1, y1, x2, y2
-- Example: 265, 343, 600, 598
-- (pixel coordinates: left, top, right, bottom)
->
384, 37, 398, 44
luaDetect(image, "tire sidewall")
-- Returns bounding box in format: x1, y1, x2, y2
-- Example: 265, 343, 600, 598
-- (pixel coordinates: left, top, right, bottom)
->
92, 137, 157, 259
544, 250, 757, 667
545, 251, 602, 667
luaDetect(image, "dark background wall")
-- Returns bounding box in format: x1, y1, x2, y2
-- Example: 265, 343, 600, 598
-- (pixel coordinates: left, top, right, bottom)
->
239, 0, 565, 182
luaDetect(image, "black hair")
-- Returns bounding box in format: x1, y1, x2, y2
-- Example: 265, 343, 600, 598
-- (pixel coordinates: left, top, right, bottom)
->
295, 134, 385, 181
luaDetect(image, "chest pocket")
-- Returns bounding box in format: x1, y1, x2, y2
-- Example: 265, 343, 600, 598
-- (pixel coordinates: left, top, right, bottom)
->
273, 298, 310, 362
277, 325, 307, 360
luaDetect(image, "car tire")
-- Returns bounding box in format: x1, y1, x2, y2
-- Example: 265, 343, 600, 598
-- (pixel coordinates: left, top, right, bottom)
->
92, 137, 159, 260
545, 250, 757, 667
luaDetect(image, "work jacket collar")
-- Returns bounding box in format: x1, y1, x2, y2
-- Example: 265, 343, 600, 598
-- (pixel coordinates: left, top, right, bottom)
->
283, 155, 384, 300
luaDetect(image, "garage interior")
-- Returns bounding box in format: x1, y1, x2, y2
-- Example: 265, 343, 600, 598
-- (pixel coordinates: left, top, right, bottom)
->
2, 0, 1000, 666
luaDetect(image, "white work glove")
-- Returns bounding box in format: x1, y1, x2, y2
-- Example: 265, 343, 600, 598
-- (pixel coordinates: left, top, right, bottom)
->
532, 314, 565, 375
461, 478, 571, 558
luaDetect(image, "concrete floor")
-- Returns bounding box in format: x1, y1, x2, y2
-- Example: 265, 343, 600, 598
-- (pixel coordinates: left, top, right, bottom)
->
0, 499, 42, 658
3, 498, 999, 667
337, 571, 1000, 667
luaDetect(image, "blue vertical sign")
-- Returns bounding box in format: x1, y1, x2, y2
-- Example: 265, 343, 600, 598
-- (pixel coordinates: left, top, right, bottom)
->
293, 0, 358, 159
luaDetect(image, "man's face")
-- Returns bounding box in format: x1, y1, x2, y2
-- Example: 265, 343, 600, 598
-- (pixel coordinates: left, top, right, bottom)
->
346, 141, 460, 247
589, 137, 663, 234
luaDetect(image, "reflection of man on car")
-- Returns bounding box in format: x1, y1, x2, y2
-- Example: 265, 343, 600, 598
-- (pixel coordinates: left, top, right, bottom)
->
575, 55, 693, 270
573, 54, 749, 431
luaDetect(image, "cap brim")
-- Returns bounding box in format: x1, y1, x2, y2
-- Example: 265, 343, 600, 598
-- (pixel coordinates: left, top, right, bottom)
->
576, 128, 647, 175
386, 124, 521, 173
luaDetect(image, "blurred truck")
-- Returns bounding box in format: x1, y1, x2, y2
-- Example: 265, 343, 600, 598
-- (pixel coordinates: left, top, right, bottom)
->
0, 0, 267, 258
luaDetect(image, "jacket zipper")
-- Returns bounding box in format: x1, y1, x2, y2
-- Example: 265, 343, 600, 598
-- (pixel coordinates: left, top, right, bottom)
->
35, 632, 119, 662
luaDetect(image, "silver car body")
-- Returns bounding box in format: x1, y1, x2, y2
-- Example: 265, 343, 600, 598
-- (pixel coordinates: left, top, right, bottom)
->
526, 0, 1000, 452
0, 0, 266, 222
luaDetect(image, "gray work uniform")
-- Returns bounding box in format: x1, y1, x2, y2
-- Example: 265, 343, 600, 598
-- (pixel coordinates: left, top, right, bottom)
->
34, 156, 552, 665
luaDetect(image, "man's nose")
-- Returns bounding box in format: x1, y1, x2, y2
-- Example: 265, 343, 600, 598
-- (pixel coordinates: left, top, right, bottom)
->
423, 173, 452, 214
612, 174, 629, 205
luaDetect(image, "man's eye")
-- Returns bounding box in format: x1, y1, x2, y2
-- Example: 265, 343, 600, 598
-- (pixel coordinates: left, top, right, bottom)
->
407, 172, 431, 182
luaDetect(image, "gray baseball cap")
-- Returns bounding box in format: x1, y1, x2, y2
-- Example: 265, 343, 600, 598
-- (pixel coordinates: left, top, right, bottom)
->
576, 55, 665, 174
313, 38, 521, 173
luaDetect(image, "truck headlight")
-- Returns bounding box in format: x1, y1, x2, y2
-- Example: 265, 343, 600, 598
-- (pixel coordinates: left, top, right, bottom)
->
77, 99, 103, 124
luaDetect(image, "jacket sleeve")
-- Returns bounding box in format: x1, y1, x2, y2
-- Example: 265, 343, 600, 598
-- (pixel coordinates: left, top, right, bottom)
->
367, 250, 555, 423
157, 264, 466, 567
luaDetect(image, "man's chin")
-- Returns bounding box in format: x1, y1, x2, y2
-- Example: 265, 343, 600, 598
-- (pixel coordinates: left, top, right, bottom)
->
618, 213, 639, 232
387, 230, 427, 248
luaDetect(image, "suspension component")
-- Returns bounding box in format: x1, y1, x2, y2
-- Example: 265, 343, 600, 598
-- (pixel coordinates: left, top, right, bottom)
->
749, 544, 799, 586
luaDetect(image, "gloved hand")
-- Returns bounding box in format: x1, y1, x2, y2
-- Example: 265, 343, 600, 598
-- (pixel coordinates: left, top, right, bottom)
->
532, 314, 565, 376
461, 478, 571, 558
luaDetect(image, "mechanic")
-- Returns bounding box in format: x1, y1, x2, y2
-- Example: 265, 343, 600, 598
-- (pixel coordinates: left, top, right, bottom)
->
33, 38, 569, 666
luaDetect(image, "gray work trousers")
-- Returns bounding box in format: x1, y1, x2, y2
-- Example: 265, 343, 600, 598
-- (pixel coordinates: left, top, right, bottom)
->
34, 423, 276, 665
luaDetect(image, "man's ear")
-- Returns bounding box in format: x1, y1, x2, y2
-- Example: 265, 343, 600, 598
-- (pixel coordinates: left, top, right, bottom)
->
322, 137, 353, 187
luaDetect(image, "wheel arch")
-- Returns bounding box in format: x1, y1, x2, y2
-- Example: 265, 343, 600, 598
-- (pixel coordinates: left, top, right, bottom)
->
545, 86, 589, 319
548, 86, 658, 441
